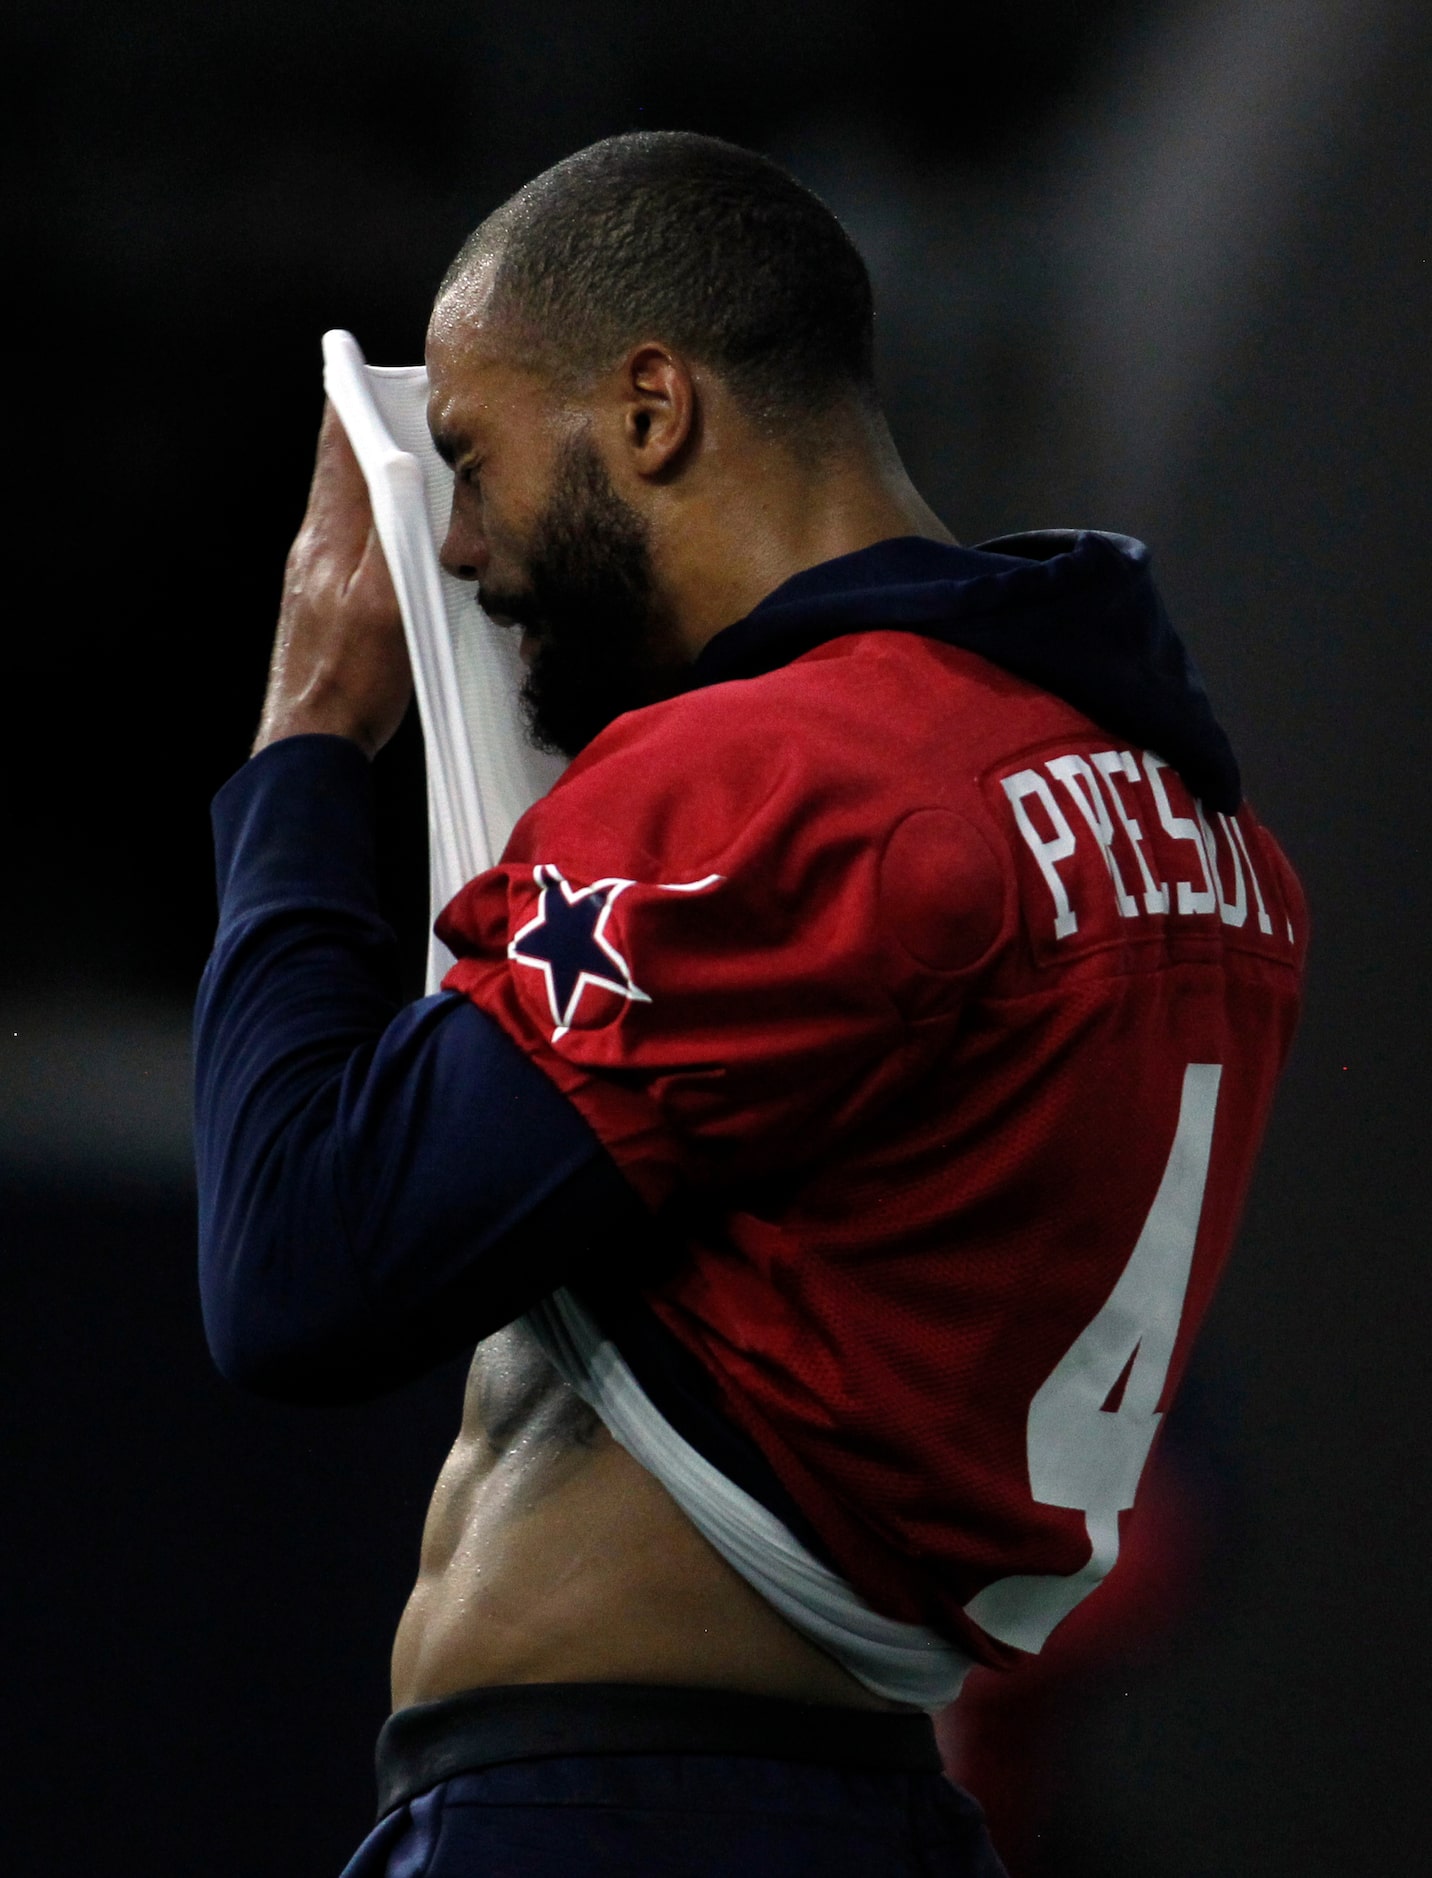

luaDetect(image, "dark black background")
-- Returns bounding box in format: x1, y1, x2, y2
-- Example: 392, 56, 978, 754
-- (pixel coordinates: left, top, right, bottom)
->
3, 2, 1428, 1872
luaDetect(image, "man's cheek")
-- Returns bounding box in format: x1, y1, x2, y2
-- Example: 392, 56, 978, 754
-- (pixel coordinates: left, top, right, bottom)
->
480, 513, 536, 597
477, 552, 539, 625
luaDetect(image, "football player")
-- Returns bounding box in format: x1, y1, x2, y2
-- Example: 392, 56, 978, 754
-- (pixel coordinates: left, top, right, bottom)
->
196, 131, 1304, 1877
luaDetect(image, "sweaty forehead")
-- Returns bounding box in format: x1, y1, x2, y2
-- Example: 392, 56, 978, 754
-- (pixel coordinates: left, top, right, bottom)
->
426, 263, 553, 454
427, 248, 503, 354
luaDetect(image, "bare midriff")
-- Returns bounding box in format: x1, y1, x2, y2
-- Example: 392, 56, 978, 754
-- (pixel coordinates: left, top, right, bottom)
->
390, 1321, 911, 1714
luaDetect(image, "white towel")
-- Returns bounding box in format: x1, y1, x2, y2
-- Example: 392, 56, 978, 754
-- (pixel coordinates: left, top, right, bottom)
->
321, 329, 565, 992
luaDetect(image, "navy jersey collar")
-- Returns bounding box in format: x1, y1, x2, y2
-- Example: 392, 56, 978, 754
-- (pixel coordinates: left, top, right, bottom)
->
686, 531, 1241, 812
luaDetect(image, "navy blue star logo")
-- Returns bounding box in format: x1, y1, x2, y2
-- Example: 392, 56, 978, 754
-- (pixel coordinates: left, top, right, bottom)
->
508, 865, 651, 1038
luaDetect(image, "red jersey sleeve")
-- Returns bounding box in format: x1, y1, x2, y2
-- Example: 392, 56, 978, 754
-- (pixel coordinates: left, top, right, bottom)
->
435, 680, 1009, 1208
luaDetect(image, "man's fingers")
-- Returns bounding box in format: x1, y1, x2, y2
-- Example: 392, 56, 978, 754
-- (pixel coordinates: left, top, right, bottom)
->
303, 400, 376, 558
345, 518, 402, 624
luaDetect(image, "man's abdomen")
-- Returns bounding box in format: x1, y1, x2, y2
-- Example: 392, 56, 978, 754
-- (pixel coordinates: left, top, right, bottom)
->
390, 1323, 905, 1713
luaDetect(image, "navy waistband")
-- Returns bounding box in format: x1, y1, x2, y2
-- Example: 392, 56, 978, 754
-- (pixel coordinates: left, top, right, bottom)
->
375, 1681, 943, 1818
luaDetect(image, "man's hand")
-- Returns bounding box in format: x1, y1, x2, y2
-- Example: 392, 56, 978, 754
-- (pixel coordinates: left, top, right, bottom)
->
253, 402, 412, 758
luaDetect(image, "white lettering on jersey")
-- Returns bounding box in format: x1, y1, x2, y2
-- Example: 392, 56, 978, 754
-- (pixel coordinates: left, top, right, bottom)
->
1144, 753, 1216, 915
965, 1062, 1222, 1651
1003, 746, 1283, 945
1047, 753, 1138, 918
1092, 749, 1170, 915
1198, 804, 1246, 928
1227, 812, 1274, 934
1002, 769, 1079, 938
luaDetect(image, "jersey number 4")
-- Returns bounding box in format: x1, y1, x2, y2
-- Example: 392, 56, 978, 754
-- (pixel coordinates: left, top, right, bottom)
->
964, 1062, 1223, 1653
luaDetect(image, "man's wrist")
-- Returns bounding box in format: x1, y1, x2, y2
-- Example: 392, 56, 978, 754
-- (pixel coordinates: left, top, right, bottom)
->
251, 703, 375, 759
213, 732, 381, 918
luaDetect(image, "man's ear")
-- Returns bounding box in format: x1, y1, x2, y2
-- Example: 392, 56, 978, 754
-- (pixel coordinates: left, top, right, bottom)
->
619, 343, 698, 479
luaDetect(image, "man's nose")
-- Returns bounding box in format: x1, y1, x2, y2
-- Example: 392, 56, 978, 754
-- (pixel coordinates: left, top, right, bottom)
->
439, 508, 488, 582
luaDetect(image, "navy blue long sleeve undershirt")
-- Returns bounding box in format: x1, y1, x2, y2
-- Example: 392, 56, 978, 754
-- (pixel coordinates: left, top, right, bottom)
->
194, 733, 650, 1404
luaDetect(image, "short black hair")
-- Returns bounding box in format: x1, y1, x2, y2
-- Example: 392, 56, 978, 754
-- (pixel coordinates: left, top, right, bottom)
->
441, 131, 877, 432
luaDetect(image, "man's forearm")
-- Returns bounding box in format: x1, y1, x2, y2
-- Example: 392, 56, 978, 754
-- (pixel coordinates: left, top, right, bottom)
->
195, 734, 639, 1402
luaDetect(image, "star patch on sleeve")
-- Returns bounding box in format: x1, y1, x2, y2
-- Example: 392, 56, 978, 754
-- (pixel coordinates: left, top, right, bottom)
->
509, 863, 723, 1041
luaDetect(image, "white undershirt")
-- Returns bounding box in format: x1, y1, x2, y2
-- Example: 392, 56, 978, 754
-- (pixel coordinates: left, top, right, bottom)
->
524, 1285, 974, 1712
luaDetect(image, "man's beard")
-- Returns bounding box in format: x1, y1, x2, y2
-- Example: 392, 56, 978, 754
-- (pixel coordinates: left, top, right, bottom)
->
479, 433, 687, 760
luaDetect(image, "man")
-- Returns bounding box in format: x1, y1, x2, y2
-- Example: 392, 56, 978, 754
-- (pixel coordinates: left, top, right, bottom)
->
195, 132, 1304, 1876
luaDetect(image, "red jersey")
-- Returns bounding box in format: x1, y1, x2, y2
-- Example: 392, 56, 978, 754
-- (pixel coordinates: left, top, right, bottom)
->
438, 618, 1304, 1666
